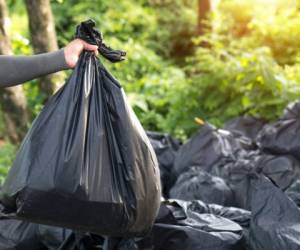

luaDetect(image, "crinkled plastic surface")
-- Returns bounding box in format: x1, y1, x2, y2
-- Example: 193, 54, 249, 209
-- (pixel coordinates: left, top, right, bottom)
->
255, 154, 300, 190
217, 151, 300, 209
58, 231, 104, 250
108, 199, 249, 250
256, 119, 300, 160
223, 116, 266, 140
0, 218, 41, 250
282, 100, 300, 120
0, 21, 161, 237
285, 179, 300, 206
249, 174, 300, 250
146, 131, 181, 197
0, 216, 71, 250
169, 167, 234, 206
173, 123, 255, 179
75, 19, 126, 63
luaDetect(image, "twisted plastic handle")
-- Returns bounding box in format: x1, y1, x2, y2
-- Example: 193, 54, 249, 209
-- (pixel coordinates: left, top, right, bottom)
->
75, 19, 126, 63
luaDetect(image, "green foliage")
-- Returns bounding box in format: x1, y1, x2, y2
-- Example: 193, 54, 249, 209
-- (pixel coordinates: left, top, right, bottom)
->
249, 8, 300, 65
3, 0, 300, 169
162, 0, 300, 136
215, 0, 300, 65
51, 0, 188, 133
167, 41, 300, 136
147, 0, 197, 61
0, 142, 16, 184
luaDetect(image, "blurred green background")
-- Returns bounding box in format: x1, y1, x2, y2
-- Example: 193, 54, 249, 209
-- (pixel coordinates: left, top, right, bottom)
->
1, 0, 300, 183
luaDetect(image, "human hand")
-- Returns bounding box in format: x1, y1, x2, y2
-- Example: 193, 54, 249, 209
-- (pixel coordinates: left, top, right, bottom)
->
64, 39, 98, 69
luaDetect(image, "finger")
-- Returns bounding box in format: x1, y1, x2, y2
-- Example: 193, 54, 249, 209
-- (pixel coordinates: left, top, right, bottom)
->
83, 42, 98, 51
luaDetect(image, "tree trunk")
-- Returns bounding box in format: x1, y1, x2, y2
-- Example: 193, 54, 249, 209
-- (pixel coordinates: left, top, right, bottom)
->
197, 0, 212, 35
0, 0, 29, 143
25, 0, 63, 100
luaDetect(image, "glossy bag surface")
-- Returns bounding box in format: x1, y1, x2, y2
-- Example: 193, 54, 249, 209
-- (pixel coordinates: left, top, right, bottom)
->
0, 21, 161, 237
249, 175, 300, 250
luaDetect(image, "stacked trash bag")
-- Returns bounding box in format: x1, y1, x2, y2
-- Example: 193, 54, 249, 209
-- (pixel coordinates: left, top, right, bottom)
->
1, 20, 300, 250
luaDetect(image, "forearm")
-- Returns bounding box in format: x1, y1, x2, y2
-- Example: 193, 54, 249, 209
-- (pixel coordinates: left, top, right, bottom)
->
0, 49, 69, 88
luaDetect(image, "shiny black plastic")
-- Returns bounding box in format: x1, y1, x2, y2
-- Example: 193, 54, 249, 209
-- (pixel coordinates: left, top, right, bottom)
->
75, 19, 126, 63
173, 123, 255, 180
0, 216, 71, 250
109, 199, 249, 250
0, 21, 161, 237
256, 100, 300, 160
223, 116, 266, 140
169, 167, 234, 206
218, 151, 300, 209
146, 131, 181, 197
249, 175, 300, 250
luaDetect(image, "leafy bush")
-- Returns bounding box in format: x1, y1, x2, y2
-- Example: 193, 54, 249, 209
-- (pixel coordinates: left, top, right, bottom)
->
0, 142, 16, 184
216, 0, 300, 65
52, 0, 188, 133
4, 0, 300, 141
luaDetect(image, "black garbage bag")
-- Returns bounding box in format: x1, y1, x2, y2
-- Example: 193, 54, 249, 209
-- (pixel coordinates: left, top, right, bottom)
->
285, 179, 300, 207
0, 217, 71, 250
249, 174, 300, 250
181, 200, 251, 247
146, 131, 181, 197
169, 167, 234, 206
223, 116, 266, 140
0, 20, 161, 237
39, 225, 72, 250
212, 150, 259, 209
188, 200, 251, 232
102, 237, 139, 250
107, 199, 248, 250
0, 218, 41, 250
256, 100, 300, 160
255, 154, 300, 190
58, 231, 104, 250
173, 123, 255, 179
256, 118, 300, 160
282, 99, 300, 119
218, 150, 300, 209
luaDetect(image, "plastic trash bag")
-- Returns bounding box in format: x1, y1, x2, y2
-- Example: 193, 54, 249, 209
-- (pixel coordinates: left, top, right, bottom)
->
256, 118, 300, 160
183, 199, 251, 247
0, 20, 161, 237
169, 167, 234, 206
256, 101, 300, 160
282, 99, 300, 119
285, 179, 300, 206
0, 218, 41, 250
255, 154, 300, 190
215, 153, 257, 210
218, 150, 300, 209
173, 123, 255, 179
58, 231, 104, 250
0, 217, 71, 250
223, 116, 266, 140
146, 131, 180, 197
108, 199, 249, 250
102, 237, 139, 250
249, 174, 300, 250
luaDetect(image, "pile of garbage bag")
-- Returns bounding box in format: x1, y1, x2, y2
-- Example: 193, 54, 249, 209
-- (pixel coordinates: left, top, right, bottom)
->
2, 19, 300, 249
145, 102, 300, 249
